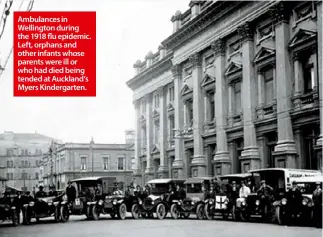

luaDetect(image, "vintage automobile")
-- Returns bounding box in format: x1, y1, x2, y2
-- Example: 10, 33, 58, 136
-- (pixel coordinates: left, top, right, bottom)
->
244, 168, 322, 224
275, 175, 323, 226
204, 173, 252, 221
134, 179, 186, 220
0, 196, 20, 226
60, 176, 117, 222
22, 193, 64, 225
170, 177, 213, 220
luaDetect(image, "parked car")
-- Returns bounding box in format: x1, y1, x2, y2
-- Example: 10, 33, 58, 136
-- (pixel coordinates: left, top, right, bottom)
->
276, 175, 323, 226
60, 176, 116, 222
170, 177, 213, 220
135, 179, 186, 220
0, 196, 20, 226
22, 193, 64, 225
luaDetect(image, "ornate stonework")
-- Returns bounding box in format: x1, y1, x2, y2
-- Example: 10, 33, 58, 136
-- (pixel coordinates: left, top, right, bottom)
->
133, 60, 142, 69
237, 22, 253, 42
189, 53, 202, 68
211, 39, 225, 57
270, 2, 290, 25
171, 64, 182, 78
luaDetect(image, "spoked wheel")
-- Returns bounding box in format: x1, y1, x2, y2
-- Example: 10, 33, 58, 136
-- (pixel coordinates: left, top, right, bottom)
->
204, 203, 213, 220
60, 205, 70, 222
170, 204, 179, 219
12, 210, 19, 226
23, 209, 31, 225
117, 203, 127, 220
54, 206, 61, 222
131, 204, 140, 219
92, 205, 100, 220
196, 204, 204, 220
156, 203, 166, 220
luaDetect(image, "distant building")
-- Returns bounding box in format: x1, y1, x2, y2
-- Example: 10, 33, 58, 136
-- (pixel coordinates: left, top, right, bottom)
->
41, 140, 134, 190
0, 176, 7, 193
0, 131, 59, 192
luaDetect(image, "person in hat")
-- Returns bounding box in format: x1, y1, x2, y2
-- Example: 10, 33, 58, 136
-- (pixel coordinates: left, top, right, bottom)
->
0, 191, 11, 205
35, 185, 46, 198
286, 181, 302, 219
313, 182, 322, 228
236, 180, 250, 208
257, 180, 274, 198
227, 181, 239, 203
175, 184, 186, 200
65, 180, 77, 205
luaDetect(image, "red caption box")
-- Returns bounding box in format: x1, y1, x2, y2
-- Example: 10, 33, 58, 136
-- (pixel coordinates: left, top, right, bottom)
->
13, 11, 96, 97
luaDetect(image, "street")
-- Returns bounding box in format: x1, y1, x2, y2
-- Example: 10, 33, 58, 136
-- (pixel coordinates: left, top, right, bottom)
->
0, 215, 321, 237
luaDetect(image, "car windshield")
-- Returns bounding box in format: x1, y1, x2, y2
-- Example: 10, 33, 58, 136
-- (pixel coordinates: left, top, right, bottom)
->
150, 183, 169, 195
252, 170, 284, 193
297, 183, 316, 195
74, 180, 100, 197
186, 183, 202, 193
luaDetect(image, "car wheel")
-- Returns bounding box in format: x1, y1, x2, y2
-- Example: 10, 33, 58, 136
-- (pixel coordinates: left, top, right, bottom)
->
86, 205, 93, 220
23, 209, 31, 225
60, 205, 70, 222
92, 205, 100, 220
131, 204, 139, 219
170, 204, 179, 220
204, 203, 213, 220
156, 203, 166, 220
12, 210, 19, 226
196, 204, 204, 220
117, 203, 127, 220
54, 206, 61, 222
183, 212, 190, 219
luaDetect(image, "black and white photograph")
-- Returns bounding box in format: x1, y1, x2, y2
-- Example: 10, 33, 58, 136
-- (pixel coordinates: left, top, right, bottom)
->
0, 0, 322, 236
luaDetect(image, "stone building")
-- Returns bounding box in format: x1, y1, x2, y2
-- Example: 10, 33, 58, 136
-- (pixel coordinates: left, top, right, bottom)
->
40, 137, 134, 190
0, 131, 58, 192
126, 1, 323, 185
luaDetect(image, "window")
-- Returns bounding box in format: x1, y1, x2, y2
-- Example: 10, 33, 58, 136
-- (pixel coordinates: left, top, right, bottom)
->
10, 173, 13, 180
6, 173, 10, 180
7, 161, 10, 168
169, 116, 175, 138
35, 173, 39, 179
154, 94, 160, 108
118, 157, 124, 170
154, 123, 159, 145
209, 92, 215, 121
141, 126, 147, 149
7, 149, 12, 156
81, 157, 87, 170
303, 63, 314, 93
21, 171, 27, 180
186, 100, 193, 125
234, 81, 242, 114
264, 68, 274, 104
103, 157, 109, 170
169, 86, 174, 102
25, 161, 28, 168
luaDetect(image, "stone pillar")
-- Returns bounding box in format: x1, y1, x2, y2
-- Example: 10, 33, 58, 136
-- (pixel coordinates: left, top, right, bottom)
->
271, 3, 297, 168
317, 0, 323, 147
257, 70, 264, 119
292, 53, 303, 110
133, 100, 142, 182
189, 53, 206, 177
157, 87, 168, 177
145, 94, 154, 180
238, 22, 261, 170
172, 65, 185, 178
211, 39, 231, 175
228, 84, 234, 126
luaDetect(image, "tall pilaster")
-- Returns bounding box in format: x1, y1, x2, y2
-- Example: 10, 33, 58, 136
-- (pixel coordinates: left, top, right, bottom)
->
157, 86, 168, 177
145, 93, 154, 180
317, 0, 323, 148
133, 100, 142, 183
172, 65, 185, 178
212, 39, 231, 175
271, 3, 297, 168
238, 22, 260, 170
189, 53, 206, 177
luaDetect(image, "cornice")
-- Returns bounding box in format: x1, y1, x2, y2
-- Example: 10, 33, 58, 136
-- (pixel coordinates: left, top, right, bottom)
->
189, 52, 202, 68
126, 53, 173, 91
211, 39, 225, 57
162, 1, 246, 50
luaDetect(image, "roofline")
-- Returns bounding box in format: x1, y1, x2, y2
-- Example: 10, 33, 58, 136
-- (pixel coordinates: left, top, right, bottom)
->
249, 168, 322, 173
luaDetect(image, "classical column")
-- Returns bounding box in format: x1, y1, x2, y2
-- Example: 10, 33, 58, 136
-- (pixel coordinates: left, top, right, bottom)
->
157, 87, 168, 177
172, 65, 185, 178
145, 94, 154, 180
212, 39, 231, 175
271, 3, 297, 168
133, 100, 142, 182
228, 83, 234, 126
292, 53, 302, 110
204, 94, 208, 123
256, 70, 264, 120
317, 0, 323, 148
238, 22, 260, 170
190, 53, 206, 177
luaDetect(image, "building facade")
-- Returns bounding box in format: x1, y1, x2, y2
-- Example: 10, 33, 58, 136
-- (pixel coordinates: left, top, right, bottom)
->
0, 131, 58, 192
40, 140, 134, 191
127, 1, 323, 185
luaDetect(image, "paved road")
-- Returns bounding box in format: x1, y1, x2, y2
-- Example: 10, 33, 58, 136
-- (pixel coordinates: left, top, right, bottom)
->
0, 215, 321, 237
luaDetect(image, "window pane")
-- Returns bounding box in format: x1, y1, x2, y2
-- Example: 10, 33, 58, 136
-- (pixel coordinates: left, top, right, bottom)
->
118, 158, 124, 170
264, 68, 273, 80
265, 79, 274, 104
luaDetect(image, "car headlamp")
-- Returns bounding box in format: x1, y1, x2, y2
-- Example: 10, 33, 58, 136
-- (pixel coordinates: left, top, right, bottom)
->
302, 199, 308, 205
281, 198, 287, 205
255, 200, 260, 205
139, 200, 142, 205
99, 200, 103, 205
29, 201, 35, 206
242, 201, 246, 206
152, 201, 155, 205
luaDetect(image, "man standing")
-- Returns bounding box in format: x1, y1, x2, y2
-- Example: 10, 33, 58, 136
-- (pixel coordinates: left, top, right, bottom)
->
65, 181, 77, 205
286, 181, 302, 219
313, 182, 322, 228
236, 181, 250, 207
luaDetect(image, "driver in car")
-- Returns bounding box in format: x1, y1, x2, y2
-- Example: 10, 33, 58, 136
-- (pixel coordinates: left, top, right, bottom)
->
35, 186, 46, 198
257, 180, 274, 213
